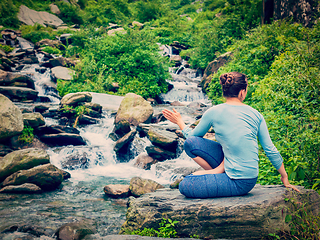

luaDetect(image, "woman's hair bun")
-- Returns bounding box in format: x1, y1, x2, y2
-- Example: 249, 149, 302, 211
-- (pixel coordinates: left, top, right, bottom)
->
220, 73, 235, 88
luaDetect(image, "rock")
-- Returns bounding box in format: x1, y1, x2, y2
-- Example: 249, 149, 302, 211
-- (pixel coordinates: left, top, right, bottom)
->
170, 55, 182, 62
0, 70, 35, 89
59, 33, 73, 45
41, 57, 75, 68
129, 177, 164, 197
51, 66, 75, 80
55, 219, 96, 240
115, 93, 153, 126
0, 144, 13, 156
60, 92, 92, 106
34, 104, 49, 113
78, 114, 98, 125
49, 3, 61, 15
23, 112, 45, 128
120, 185, 320, 239
170, 101, 185, 106
134, 153, 158, 170
114, 130, 137, 153
9, 135, 49, 151
18, 5, 64, 28
0, 148, 50, 183
16, 37, 34, 50
61, 152, 89, 170
151, 112, 166, 124
104, 184, 130, 198
107, 28, 127, 36
84, 102, 102, 113
0, 94, 24, 140
147, 126, 178, 151
132, 21, 144, 28
187, 102, 207, 108
170, 178, 183, 189
0, 183, 42, 193
36, 125, 80, 135
0, 86, 38, 101
2, 163, 64, 191
35, 38, 63, 49
145, 145, 176, 161
39, 133, 86, 146
114, 119, 131, 138
200, 51, 233, 93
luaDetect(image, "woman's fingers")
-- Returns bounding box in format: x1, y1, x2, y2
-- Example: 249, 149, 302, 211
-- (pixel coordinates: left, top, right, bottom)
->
285, 183, 300, 192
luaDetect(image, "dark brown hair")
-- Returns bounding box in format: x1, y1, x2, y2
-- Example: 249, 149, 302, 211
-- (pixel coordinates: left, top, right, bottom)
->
219, 72, 247, 97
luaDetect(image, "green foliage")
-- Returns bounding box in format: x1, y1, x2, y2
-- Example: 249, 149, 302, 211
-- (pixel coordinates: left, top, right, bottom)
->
207, 21, 312, 105
0, 0, 20, 28
20, 24, 56, 43
82, 0, 131, 26
55, 1, 84, 25
69, 29, 169, 99
0, 44, 14, 53
125, 218, 179, 238
18, 125, 34, 144
42, 46, 61, 55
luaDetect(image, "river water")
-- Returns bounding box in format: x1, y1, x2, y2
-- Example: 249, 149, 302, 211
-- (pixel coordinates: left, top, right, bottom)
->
0, 52, 211, 238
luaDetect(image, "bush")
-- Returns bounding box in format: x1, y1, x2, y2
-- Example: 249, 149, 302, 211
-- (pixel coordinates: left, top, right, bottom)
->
20, 24, 56, 43
68, 29, 170, 99
0, 0, 20, 28
55, 1, 84, 25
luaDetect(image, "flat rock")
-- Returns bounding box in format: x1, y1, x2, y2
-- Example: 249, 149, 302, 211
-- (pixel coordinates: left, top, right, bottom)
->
18, 5, 64, 28
120, 185, 320, 239
51, 66, 75, 80
0, 183, 42, 193
0, 86, 38, 101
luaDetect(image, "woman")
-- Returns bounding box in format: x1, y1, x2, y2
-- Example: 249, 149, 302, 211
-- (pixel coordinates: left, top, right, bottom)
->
162, 72, 299, 198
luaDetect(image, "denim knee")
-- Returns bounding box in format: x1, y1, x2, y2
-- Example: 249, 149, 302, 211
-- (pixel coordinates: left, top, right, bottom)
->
184, 136, 199, 158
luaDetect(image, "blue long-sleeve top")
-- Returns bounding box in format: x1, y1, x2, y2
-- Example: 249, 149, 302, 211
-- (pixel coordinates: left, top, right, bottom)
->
182, 103, 283, 179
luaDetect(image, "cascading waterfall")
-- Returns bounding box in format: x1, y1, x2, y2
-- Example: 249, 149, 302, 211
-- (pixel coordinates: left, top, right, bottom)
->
0, 49, 206, 237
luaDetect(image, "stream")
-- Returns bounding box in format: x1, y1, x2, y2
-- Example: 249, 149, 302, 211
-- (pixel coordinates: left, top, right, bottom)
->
0, 50, 211, 239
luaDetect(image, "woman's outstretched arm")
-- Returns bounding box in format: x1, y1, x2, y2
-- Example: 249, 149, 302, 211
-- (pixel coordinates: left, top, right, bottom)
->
162, 108, 186, 131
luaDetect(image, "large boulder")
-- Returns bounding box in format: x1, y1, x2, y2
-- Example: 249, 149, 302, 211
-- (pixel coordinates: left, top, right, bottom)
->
200, 51, 233, 93
60, 92, 92, 106
145, 145, 176, 161
39, 133, 86, 146
147, 126, 178, 151
0, 86, 38, 101
120, 185, 320, 239
0, 94, 24, 140
2, 163, 64, 191
51, 66, 75, 80
23, 112, 45, 128
0, 70, 35, 89
0, 183, 42, 193
114, 130, 137, 153
0, 148, 50, 183
129, 177, 164, 197
115, 93, 153, 126
18, 5, 64, 28
55, 219, 96, 240
104, 184, 130, 198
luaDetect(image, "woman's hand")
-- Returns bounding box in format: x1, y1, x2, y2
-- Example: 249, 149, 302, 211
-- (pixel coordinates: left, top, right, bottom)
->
162, 108, 186, 130
281, 175, 300, 192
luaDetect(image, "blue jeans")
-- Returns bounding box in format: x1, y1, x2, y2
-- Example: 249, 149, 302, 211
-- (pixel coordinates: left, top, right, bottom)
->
179, 136, 257, 198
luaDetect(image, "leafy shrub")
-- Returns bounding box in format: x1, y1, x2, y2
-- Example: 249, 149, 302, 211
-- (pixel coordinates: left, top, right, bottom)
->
68, 29, 170, 99
82, 0, 131, 26
125, 218, 179, 238
18, 125, 34, 144
0, 0, 20, 28
253, 39, 320, 190
0, 44, 14, 53
42, 46, 61, 55
20, 24, 56, 43
207, 21, 311, 105
55, 1, 84, 25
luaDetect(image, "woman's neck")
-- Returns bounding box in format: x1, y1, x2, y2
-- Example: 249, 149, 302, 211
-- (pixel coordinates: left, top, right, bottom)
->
225, 97, 245, 105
